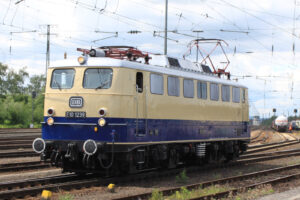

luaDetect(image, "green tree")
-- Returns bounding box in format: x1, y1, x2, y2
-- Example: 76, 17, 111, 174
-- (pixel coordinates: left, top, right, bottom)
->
5, 67, 29, 94
28, 74, 46, 94
0, 63, 8, 95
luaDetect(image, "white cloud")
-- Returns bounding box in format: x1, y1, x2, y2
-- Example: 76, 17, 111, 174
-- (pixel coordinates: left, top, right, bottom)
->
0, 0, 300, 118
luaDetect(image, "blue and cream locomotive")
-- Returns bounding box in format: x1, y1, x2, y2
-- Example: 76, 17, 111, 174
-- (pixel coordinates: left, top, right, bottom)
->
32, 46, 250, 175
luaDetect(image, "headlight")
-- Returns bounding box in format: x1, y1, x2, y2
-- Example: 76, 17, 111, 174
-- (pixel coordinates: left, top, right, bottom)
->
78, 56, 87, 65
99, 108, 107, 117
47, 117, 54, 126
47, 108, 54, 116
98, 118, 106, 127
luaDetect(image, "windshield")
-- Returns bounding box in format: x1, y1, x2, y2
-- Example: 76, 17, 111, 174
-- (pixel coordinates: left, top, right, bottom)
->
51, 69, 75, 89
83, 68, 113, 89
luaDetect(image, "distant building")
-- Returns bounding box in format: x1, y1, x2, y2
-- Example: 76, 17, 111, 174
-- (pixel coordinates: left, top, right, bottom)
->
252, 116, 261, 126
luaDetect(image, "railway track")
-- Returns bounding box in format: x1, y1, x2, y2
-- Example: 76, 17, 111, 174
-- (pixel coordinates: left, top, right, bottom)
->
0, 161, 51, 173
250, 129, 265, 143
0, 140, 298, 172
247, 139, 297, 149
2, 147, 300, 199
0, 136, 37, 141
0, 144, 32, 150
245, 139, 300, 154
240, 148, 300, 160
0, 139, 33, 145
113, 163, 300, 200
0, 150, 37, 158
0, 128, 41, 134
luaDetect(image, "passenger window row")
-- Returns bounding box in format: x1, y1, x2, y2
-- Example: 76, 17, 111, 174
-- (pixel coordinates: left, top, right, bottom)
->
150, 73, 244, 103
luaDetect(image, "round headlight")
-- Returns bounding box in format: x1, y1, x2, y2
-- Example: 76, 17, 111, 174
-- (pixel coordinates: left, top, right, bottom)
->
47, 117, 54, 126
47, 108, 54, 116
99, 108, 107, 117
78, 56, 87, 65
98, 118, 106, 127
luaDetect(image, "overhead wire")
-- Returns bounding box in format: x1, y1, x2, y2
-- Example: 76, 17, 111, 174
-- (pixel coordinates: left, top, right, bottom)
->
218, 0, 300, 39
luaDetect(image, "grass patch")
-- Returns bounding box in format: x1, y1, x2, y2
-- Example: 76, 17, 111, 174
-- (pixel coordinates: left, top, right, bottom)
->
154, 184, 231, 200
150, 189, 164, 200
176, 169, 189, 183
58, 193, 74, 200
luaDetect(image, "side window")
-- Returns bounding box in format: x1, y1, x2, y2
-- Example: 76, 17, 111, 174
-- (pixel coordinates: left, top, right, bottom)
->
232, 87, 240, 103
221, 85, 230, 102
197, 81, 207, 99
150, 73, 164, 95
168, 76, 180, 96
136, 72, 143, 93
242, 89, 246, 103
210, 83, 219, 101
183, 79, 194, 98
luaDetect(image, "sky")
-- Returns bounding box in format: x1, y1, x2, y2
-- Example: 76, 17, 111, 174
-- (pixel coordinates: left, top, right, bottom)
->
0, 0, 300, 118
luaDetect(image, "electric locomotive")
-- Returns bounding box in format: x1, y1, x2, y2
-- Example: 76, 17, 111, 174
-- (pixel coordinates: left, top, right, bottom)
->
32, 45, 250, 175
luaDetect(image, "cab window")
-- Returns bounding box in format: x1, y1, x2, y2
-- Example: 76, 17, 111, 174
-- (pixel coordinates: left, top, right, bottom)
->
51, 69, 75, 89
83, 68, 113, 89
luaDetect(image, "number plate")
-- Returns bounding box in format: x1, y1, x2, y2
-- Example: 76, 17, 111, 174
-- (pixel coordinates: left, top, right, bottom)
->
65, 111, 86, 118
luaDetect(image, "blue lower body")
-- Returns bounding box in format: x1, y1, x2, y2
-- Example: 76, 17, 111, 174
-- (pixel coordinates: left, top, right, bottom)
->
42, 117, 250, 143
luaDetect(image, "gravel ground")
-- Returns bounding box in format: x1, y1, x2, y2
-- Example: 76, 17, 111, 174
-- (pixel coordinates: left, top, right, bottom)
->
1, 129, 299, 200
258, 185, 300, 200
39, 154, 300, 200
250, 129, 299, 146
39, 139, 300, 200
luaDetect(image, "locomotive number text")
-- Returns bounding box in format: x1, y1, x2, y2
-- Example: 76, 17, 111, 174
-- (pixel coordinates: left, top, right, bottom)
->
65, 111, 86, 118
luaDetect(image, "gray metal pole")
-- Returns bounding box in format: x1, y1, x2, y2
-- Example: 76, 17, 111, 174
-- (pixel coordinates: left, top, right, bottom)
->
164, 0, 168, 55
196, 33, 199, 62
46, 24, 50, 73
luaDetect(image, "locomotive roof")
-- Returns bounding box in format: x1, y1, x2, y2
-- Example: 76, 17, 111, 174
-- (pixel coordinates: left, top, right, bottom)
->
50, 56, 247, 88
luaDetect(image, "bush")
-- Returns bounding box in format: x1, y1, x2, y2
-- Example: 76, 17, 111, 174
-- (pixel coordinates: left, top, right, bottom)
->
0, 94, 44, 128
150, 189, 164, 200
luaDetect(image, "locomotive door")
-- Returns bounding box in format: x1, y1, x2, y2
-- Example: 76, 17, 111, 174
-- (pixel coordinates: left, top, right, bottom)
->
135, 72, 146, 136
241, 88, 248, 133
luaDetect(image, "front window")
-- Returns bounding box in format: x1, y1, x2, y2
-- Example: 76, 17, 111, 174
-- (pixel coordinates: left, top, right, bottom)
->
51, 69, 75, 89
83, 68, 113, 89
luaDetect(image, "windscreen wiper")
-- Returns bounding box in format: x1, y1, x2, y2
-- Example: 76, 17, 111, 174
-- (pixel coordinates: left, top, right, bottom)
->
54, 79, 62, 90
95, 81, 109, 90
